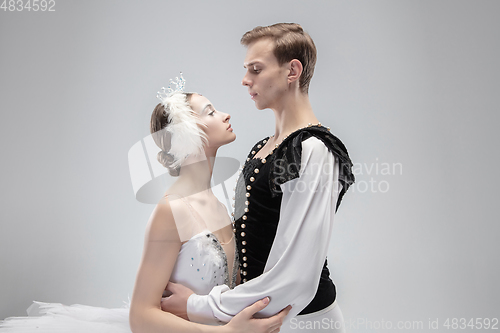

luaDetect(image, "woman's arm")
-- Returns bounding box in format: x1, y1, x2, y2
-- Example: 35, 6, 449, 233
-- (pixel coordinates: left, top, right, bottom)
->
129, 197, 205, 332
129, 197, 289, 333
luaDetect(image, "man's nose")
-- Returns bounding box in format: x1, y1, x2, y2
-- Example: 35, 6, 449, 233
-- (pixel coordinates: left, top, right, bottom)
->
241, 73, 252, 87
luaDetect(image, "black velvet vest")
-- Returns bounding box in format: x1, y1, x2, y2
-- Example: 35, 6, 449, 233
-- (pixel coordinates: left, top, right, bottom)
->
233, 125, 354, 315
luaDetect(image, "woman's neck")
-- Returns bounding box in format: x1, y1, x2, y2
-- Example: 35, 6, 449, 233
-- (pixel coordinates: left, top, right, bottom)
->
169, 150, 217, 197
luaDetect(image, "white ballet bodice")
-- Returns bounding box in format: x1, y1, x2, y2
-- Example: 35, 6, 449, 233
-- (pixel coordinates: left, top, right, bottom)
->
169, 230, 237, 295
166, 194, 238, 295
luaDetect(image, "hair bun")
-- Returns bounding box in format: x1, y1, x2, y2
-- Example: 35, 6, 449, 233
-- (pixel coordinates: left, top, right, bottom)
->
157, 151, 180, 177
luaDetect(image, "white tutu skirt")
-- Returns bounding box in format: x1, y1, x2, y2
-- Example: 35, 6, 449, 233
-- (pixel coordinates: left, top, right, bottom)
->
0, 301, 131, 333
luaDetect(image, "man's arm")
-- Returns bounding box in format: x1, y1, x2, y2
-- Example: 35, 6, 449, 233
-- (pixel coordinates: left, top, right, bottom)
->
187, 137, 342, 324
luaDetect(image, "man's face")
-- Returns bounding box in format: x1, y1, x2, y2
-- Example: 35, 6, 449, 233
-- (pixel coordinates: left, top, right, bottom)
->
242, 39, 290, 110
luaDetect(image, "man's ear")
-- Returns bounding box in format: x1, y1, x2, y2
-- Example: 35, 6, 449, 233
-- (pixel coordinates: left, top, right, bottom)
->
287, 59, 303, 85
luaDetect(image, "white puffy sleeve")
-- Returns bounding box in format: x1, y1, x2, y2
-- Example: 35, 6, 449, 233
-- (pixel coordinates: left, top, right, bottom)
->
187, 137, 342, 324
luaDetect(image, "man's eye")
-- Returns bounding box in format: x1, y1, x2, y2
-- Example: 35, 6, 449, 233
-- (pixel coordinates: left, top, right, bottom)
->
253, 68, 261, 73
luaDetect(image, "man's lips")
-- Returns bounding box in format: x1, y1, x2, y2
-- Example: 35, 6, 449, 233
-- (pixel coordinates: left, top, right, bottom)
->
250, 92, 257, 99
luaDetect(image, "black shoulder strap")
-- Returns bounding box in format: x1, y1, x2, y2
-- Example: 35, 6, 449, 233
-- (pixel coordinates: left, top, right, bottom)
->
269, 126, 355, 211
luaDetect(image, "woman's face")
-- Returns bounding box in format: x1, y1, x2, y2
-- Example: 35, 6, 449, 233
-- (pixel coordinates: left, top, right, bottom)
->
189, 94, 236, 149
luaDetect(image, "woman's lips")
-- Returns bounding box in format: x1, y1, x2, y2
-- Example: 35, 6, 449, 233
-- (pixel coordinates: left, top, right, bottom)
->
227, 124, 233, 131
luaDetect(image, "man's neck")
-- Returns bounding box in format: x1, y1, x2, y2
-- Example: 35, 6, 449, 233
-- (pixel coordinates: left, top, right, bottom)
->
271, 90, 319, 140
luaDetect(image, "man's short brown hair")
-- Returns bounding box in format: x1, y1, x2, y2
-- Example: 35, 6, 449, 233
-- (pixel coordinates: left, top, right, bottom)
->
241, 23, 317, 94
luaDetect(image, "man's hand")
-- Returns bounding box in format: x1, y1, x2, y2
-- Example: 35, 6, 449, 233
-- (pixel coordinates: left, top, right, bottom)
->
224, 298, 292, 333
160, 282, 194, 320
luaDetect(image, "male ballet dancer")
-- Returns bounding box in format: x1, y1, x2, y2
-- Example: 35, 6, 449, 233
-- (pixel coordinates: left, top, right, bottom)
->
163, 23, 354, 332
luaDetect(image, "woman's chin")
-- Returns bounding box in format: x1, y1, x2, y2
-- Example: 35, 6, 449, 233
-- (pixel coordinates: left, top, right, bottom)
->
225, 133, 237, 144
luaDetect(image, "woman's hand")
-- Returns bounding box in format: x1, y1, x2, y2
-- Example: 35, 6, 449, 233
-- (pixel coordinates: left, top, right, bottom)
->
222, 297, 292, 333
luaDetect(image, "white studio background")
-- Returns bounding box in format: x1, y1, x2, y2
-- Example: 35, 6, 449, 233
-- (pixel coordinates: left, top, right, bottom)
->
1, 1, 499, 331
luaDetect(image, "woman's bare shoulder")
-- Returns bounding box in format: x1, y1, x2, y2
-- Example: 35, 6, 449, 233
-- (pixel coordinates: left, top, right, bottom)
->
144, 196, 188, 243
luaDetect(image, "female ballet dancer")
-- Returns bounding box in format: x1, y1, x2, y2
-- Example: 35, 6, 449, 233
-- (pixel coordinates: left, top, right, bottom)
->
0, 76, 290, 333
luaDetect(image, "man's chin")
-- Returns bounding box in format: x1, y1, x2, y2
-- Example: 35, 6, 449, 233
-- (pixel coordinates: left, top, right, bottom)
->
254, 102, 267, 110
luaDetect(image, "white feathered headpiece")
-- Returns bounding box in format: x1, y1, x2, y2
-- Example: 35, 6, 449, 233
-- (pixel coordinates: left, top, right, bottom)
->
156, 73, 208, 168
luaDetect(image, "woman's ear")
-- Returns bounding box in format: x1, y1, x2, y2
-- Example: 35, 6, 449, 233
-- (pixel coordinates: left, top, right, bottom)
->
287, 59, 303, 85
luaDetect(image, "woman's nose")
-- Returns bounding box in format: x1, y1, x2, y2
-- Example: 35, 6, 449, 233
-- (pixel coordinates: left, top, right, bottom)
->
224, 113, 231, 122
